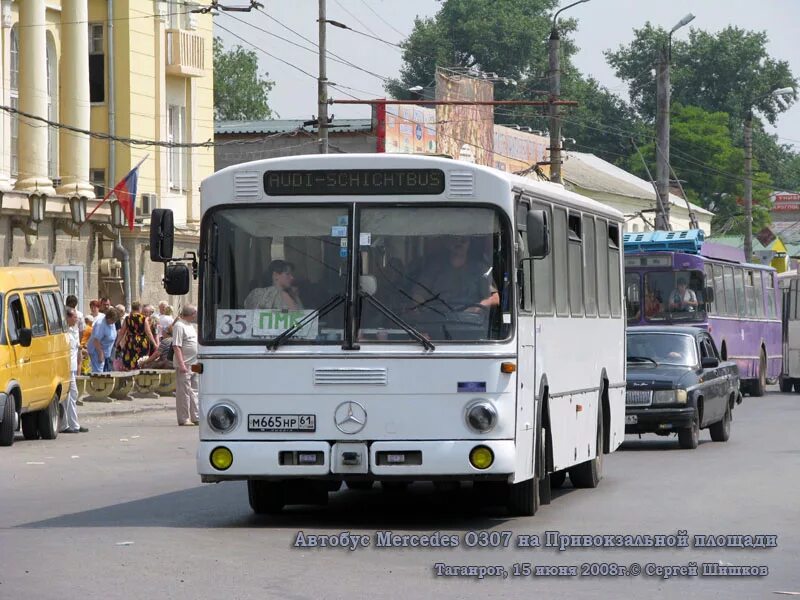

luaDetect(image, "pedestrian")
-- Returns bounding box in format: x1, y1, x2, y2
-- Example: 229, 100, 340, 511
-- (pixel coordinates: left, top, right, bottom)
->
172, 304, 199, 426
88, 299, 101, 320
80, 315, 94, 375
65, 295, 85, 335
88, 307, 119, 372
61, 307, 88, 433
114, 304, 126, 331
138, 325, 174, 370
158, 301, 174, 337
116, 301, 157, 370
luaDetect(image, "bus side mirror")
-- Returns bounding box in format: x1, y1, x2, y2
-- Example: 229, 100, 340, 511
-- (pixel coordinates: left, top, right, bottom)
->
18, 328, 32, 348
705, 286, 715, 303
164, 263, 191, 296
150, 208, 175, 262
526, 209, 550, 258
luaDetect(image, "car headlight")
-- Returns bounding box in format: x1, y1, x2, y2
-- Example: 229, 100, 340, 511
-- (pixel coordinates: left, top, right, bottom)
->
208, 403, 238, 433
465, 401, 498, 433
652, 390, 688, 404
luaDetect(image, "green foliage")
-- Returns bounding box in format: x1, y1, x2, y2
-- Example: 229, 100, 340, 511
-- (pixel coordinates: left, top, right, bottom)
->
213, 37, 274, 121
606, 25, 797, 125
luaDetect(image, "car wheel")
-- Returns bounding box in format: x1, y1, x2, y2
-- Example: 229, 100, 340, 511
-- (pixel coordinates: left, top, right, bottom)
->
751, 350, 767, 397
709, 403, 731, 442
678, 407, 700, 449
550, 470, 567, 489
21, 413, 40, 440
0, 394, 15, 447
38, 394, 60, 440
569, 404, 603, 488
247, 480, 285, 514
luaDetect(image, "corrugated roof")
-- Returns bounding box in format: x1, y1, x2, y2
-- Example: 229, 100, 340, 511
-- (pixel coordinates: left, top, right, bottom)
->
215, 119, 373, 135
563, 151, 713, 216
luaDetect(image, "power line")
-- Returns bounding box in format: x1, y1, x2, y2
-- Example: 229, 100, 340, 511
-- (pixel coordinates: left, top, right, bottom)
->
331, 0, 380, 38
358, 0, 406, 38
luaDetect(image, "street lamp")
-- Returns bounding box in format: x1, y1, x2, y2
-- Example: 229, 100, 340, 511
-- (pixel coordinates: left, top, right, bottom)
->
654, 13, 695, 231
549, 0, 592, 184
743, 86, 795, 261
110, 199, 126, 228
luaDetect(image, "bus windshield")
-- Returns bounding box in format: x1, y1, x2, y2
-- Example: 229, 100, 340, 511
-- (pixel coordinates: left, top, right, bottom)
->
642, 270, 706, 323
202, 204, 511, 344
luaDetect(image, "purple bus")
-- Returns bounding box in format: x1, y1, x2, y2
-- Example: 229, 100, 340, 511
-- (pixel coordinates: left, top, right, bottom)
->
624, 230, 781, 396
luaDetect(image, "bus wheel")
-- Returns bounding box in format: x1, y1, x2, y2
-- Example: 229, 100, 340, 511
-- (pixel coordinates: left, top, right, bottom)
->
569, 404, 604, 488
538, 428, 552, 506
550, 470, 567, 489
507, 477, 539, 516
751, 350, 767, 397
678, 407, 700, 449
709, 403, 731, 442
38, 394, 60, 440
780, 377, 793, 393
247, 480, 285, 514
0, 394, 15, 447
794, 381, 800, 393
21, 413, 40, 440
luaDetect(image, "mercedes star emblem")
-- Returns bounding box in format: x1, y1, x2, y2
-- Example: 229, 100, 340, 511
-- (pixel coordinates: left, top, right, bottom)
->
334, 401, 367, 435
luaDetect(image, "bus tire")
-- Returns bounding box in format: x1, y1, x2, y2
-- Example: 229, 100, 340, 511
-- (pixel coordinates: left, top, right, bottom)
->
780, 377, 793, 393
709, 403, 731, 442
678, 407, 700, 449
794, 381, 800, 393
21, 412, 39, 440
550, 470, 566, 489
0, 394, 15, 447
569, 404, 604, 488
507, 476, 539, 517
247, 480, 285, 514
537, 428, 552, 505
38, 394, 60, 440
751, 350, 767, 397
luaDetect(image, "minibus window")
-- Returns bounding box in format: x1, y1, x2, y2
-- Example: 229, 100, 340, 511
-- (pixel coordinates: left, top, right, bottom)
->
7, 295, 25, 344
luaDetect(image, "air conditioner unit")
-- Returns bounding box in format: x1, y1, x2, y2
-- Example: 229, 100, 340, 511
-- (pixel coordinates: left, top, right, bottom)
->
137, 193, 156, 216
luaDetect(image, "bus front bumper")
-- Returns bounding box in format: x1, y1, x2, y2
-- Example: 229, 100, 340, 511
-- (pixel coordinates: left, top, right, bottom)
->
197, 440, 516, 482
625, 406, 696, 434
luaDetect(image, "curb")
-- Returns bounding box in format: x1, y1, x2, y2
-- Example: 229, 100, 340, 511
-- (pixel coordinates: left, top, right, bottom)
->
79, 403, 173, 419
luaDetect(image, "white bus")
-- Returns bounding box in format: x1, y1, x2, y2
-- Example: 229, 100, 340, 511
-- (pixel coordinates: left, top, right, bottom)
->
150, 154, 626, 516
778, 270, 799, 392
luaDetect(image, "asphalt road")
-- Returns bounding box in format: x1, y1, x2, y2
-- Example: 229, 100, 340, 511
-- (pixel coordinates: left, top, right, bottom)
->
2, 389, 799, 600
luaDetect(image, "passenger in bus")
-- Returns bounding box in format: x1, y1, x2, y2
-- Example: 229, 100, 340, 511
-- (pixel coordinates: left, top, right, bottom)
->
645, 287, 662, 317
668, 277, 698, 312
243, 260, 304, 310
411, 235, 499, 313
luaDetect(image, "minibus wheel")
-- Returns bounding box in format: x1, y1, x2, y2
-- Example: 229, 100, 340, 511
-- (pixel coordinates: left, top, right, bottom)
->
38, 394, 60, 440
21, 413, 40, 440
0, 394, 15, 446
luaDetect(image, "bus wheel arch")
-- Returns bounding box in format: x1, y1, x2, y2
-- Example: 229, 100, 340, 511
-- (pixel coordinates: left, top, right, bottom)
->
599, 370, 611, 454
720, 341, 728, 361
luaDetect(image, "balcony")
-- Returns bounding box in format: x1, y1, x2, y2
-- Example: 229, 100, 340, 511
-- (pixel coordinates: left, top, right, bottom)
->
166, 29, 205, 77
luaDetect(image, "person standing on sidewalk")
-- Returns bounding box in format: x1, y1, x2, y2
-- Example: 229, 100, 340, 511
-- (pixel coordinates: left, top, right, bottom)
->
61, 307, 88, 433
172, 304, 199, 426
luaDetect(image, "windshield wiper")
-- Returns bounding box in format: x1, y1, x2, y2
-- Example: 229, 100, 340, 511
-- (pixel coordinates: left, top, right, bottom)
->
266, 294, 345, 351
360, 292, 435, 351
627, 356, 658, 366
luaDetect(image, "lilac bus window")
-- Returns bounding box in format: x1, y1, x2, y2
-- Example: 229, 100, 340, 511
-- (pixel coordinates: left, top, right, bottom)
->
704, 264, 715, 314
755, 272, 765, 318
712, 264, 726, 316
644, 271, 705, 322
734, 268, 747, 317
723, 266, 736, 317
625, 273, 640, 322
765, 272, 777, 319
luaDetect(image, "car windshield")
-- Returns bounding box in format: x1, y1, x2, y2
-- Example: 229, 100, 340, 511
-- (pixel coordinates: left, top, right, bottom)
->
627, 332, 698, 367
643, 270, 706, 323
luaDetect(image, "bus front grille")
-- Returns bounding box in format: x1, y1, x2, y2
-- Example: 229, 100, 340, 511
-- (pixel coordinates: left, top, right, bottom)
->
314, 367, 388, 385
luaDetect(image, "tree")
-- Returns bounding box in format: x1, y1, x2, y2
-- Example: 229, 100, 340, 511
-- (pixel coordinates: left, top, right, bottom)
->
606, 25, 797, 125
385, 0, 576, 102
213, 37, 274, 121
623, 104, 772, 234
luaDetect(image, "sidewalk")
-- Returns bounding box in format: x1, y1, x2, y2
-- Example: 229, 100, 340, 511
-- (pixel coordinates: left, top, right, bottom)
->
77, 395, 174, 419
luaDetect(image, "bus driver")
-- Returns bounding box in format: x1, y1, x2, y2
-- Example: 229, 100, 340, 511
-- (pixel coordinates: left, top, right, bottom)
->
244, 260, 304, 311
668, 277, 698, 312
411, 235, 499, 314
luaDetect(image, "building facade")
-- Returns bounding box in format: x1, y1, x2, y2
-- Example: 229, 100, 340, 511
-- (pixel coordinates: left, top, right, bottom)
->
0, 0, 213, 311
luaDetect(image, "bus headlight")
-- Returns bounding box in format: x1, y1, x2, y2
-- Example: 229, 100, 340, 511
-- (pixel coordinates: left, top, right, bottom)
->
465, 401, 498, 433
208, 403, 238, 433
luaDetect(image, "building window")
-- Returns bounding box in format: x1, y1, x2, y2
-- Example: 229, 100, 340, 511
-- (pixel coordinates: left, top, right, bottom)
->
47, 34, 58, 180
10, 26, 19, 177
168, 104, 186, 191
91, 169, 106, 198
167, 0, 188, 29
89, 24, 105, 103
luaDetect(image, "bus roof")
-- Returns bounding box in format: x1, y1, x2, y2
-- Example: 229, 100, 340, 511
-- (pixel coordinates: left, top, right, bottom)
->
203, 154, 624, 221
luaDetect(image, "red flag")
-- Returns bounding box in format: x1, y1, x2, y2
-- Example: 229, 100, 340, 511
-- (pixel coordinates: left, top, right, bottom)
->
86, 156, 147, 230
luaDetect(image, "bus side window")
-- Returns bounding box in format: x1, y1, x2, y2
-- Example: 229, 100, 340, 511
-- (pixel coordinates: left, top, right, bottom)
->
567, 213, 583, 317
712, 264, 725, 316
704, 264, 715, 314
755, 272, 765, 318
595, 218, 610, 317
530, 202, 553, 315
608, 223, 621, 318
516, 200, 532, 313
553, 207, 569, 317
765, 272, 777, 319
24, 293, 47, 337
723, 266, 736, 317
734, 267, 747, 317
582, 215, 597, 317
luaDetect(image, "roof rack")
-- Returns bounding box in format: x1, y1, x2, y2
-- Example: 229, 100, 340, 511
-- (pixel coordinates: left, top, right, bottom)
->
623, 230, 705, 254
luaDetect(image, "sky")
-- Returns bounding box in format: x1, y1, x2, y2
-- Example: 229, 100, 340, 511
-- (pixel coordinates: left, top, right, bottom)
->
214, 0, 800, 149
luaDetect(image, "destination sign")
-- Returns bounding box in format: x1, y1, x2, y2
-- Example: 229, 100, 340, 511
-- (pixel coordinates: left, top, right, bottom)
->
263, 169, 446, 196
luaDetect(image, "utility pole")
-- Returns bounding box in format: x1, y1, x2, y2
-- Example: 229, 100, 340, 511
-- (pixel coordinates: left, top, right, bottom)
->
318, 0, 329, 154
743, 109, 753, 262
548, 27, 562, 183
655, 45, 671, 230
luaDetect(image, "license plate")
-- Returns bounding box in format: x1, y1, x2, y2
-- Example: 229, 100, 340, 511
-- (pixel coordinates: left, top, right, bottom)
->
625, 415, 638, 425
248, 414, 316, 432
